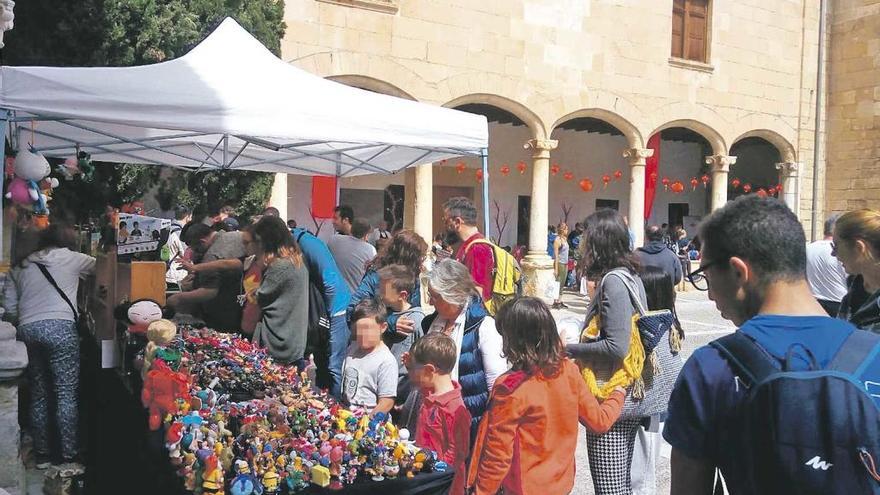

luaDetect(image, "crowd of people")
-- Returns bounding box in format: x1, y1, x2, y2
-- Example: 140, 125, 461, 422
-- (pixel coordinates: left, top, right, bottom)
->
6, 192, 880, 495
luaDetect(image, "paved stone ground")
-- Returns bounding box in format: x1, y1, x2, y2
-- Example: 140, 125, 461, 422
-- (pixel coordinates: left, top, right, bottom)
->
551, 288, 735, 495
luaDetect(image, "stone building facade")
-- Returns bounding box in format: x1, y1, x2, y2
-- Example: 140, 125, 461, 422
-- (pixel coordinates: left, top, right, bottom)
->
826, 0, 880, 213
275, 0, 827, 295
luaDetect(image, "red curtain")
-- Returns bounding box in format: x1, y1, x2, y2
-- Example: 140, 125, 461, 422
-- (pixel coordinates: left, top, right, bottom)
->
311, 176, 337, 219
644, 133, 661, 219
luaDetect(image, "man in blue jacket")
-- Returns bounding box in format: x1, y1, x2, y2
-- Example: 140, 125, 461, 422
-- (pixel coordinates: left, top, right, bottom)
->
291, 227, 351, 398
637, 225, 683, 284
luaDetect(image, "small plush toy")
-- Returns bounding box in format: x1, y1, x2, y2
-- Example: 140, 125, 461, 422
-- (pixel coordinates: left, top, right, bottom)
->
142, 319, 177, 376
114, 299, 174, 335
5, 149, 54, 213
141, 359, 190, 430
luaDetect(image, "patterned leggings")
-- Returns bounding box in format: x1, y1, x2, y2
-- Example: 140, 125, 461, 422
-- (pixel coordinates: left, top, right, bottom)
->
585, 417, 644, 495
18, 319, 80, 460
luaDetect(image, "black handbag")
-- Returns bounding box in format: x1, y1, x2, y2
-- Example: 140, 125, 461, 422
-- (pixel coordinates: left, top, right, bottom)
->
35, 263, 90, 338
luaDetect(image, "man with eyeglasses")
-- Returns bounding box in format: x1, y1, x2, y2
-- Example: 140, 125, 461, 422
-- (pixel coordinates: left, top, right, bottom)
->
665, 196, 880, 494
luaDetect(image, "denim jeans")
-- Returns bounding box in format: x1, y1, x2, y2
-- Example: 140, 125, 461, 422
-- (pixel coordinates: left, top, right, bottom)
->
315, 312, 350, 398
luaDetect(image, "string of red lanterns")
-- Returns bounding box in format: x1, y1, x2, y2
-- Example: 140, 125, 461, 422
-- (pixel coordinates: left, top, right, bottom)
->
448, 161, 780, 200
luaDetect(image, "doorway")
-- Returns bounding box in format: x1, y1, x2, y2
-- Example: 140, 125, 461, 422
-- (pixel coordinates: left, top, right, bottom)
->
596, 199, 620, 211
668, 203, 690, 228
517, 196, 531, 247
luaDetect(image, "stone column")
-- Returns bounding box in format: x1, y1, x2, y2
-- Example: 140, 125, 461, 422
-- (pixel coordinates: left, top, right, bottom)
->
0, 321, 27, 495
521, 138, 558, 303
412, 164, 433, 244
706, 155, 737, 212
624, 148, 654, 248
775, 162, 801, 216
268, 173, 289, 220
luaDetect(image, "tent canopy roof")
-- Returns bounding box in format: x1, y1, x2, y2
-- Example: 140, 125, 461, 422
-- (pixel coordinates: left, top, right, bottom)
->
0, 18, 488, 176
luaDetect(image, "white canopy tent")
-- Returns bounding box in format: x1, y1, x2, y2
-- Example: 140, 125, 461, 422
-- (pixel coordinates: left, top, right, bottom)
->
0, 18, 488, 178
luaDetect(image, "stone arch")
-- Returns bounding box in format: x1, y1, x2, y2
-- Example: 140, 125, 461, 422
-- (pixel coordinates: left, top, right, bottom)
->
325, 74, 417, 101
443, 93, 547, 141
650, 119, 727, 156
731, 129, 796, 163
551, 109, 644, 150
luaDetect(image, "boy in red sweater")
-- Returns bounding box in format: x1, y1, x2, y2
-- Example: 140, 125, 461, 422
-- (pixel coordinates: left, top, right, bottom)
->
409, 333, 471, 495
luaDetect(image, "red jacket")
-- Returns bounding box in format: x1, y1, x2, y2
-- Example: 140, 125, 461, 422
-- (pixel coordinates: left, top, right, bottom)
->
466, 359, 625, 495
456, 232, 494, 300
415, 382, 471, 495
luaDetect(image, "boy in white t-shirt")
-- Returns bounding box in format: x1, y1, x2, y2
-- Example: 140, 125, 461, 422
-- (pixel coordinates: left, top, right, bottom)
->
342, 299, 399, 415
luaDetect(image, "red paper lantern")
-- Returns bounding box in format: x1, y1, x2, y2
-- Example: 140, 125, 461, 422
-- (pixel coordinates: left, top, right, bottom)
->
756, 188, 768, 198
613, 170, 623, 181
661, 177, 670, 191
476, 169, 483, 182
743, 183, 752, 193
671, 181, 685, 194
550, 163, 561, 176
731, 178, 741, 190
689, 177, 698, 191
701, 174, 710, 188
455, 162, 466, 174
776, 183, 783, 193
579, 178, 594, 192
500, 164, 510, 176
563, 171, 574, 181
602, 174, 611, 188
517, 161, 527, 175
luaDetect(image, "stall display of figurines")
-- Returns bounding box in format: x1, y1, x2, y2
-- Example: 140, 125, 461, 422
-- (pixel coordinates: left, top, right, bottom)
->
138, 327, 443, 494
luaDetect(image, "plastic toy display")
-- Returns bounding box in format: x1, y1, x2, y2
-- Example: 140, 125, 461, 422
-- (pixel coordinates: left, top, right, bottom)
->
144, 326, 443, 494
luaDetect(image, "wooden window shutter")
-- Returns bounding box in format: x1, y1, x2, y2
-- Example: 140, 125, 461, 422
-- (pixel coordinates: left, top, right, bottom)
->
671, 0, 686, 59
685, 0, 709, 62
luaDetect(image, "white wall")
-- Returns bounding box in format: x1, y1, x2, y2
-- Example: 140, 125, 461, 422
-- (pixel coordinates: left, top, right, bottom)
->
285, 124, 712, 246
647, 139, 711, 227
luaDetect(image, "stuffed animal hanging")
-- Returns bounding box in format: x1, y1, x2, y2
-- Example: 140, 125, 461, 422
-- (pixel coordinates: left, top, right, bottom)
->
114, 299, 175, 335
4, 149, 57, 215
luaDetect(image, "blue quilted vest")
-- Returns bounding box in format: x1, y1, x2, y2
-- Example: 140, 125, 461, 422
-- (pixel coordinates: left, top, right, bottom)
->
421, 297, 490, 440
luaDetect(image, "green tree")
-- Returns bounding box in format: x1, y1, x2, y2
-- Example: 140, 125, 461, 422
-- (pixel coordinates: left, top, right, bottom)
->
4, 0, 285, 221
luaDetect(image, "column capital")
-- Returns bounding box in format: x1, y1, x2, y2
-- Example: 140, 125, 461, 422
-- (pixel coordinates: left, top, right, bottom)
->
705, 155, 737, 173
623, 148, 654, 166
775, 162, 801, 177
525, 138, 558, 151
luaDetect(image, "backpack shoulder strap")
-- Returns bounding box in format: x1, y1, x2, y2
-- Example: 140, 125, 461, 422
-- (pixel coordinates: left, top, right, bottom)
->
604, 270, 648, 316
709, 332, 779, 387
828, 329, 880, 374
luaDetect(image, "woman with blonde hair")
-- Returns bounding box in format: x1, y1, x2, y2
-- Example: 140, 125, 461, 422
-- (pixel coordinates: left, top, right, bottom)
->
833, 209, 880, 332
552, 222, 571, 309
252, 215, 310, 366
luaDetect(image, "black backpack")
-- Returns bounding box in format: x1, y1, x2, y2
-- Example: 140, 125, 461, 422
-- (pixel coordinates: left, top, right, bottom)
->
295, 231, 331, 358
710, 330, 880, 494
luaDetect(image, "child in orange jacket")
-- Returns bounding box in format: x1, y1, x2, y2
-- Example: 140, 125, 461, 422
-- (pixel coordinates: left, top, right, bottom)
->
466, 297, 626, 495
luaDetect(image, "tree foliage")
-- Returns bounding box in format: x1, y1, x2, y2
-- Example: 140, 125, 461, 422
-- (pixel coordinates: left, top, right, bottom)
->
4, 0, 285, 221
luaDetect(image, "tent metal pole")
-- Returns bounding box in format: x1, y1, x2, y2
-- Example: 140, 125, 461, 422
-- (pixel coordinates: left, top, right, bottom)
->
32, 131, 208, 152
481, 148, 490, 238
0, 111, 8, 265
223, 134, 229, 169
28, 127, 168, 166
58, 120, 215, 166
